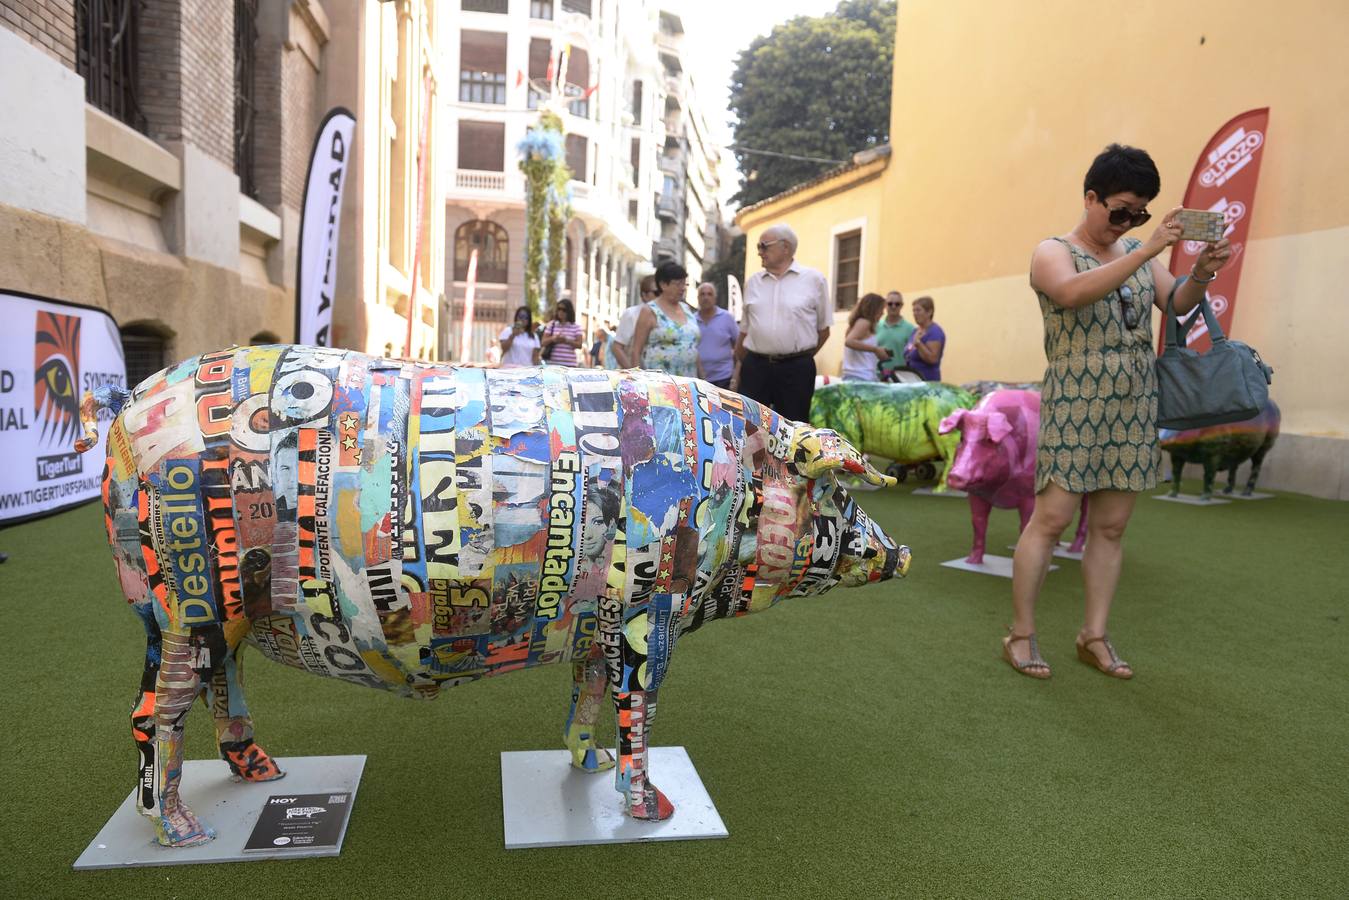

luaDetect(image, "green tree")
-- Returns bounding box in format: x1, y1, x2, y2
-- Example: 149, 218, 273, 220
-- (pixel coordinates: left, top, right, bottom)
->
728, 0, 895, 207
702, 233, 746, 306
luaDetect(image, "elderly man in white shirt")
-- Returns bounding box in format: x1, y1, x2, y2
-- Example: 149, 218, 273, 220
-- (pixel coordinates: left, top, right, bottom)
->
733, 224, 831, 422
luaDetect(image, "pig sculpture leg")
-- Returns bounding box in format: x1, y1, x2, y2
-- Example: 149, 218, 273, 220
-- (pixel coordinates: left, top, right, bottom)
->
1242, 440, 1275, 496
600, 597, 676, 821
563, 641, 615, 773
201, 647, 285, 784
150, 629, 215, 847
1199, 456, 1218, 500
1168, 453, 1184, 497
1066, 496, 1089, 554
966, 495, 994, 564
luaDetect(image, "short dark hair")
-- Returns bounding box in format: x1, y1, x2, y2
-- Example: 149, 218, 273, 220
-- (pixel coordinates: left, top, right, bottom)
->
654, 261, 688, 290
1083, 144, 1161, 201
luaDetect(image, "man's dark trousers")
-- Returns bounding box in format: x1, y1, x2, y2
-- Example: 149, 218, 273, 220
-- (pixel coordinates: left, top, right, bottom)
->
737, 351, 816, 423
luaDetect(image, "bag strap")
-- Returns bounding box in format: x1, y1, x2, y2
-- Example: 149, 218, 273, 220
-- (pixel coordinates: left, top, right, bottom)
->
1164, 275, 1229, 350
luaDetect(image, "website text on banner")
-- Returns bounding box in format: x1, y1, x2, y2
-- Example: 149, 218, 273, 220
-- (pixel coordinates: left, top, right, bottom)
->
0, 290, 127, 524
1163, 108, 1269, 354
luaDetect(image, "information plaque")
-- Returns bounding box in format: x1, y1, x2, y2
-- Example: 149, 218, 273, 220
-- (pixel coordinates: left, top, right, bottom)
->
244, 792, 355, 852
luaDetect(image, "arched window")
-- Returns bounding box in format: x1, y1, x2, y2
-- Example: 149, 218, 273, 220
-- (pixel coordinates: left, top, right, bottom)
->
120, 322, 171, 390
454, 220, 509, 284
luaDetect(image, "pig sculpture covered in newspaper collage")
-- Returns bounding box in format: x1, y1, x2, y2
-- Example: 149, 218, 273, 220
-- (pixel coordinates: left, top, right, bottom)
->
80, 345, 910, 846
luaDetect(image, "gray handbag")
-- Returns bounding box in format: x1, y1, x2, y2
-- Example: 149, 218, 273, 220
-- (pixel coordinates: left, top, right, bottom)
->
1156, 276, 1273, 430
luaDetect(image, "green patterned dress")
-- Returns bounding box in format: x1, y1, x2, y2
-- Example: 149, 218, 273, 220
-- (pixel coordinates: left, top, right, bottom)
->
1035, 237, 1160, 494
640, 301, 700, 378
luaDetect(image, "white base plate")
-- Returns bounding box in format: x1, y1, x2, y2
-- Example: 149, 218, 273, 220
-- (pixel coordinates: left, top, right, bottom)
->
73, 755, 365, 869
1226, 492, 1273, 500
1007, 543, 1084, 560
911, 487, 967, 497
500, 747, 728, 849
1152, 493, 1231, 506
941, 554, 1057, 578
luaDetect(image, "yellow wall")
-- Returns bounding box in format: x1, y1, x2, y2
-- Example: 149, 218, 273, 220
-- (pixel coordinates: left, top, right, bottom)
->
879, 0, 1349, 439
739, 0, 1348, 495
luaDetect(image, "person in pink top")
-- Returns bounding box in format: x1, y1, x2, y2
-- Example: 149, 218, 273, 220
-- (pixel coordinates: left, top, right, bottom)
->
540, 298, 584, 367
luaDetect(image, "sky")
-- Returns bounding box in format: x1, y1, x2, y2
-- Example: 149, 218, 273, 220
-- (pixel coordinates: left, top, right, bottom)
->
674, 0, 845, 211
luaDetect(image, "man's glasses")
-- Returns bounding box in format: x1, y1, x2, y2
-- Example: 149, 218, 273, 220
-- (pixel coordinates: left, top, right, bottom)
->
1102, 200, 1151, 229
756, 239, 786, 252
1118, 285, 1139, 330
885, 302, 902, 308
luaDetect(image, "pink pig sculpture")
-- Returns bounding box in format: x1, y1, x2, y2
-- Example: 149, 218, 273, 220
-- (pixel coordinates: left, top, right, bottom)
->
938, 389, 1087, 565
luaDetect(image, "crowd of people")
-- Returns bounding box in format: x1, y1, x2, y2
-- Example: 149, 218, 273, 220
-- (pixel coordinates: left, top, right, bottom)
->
497, 222, 946, 438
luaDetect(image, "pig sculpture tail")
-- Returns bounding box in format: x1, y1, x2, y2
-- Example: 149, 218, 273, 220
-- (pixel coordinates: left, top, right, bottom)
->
74, 385, 133, 453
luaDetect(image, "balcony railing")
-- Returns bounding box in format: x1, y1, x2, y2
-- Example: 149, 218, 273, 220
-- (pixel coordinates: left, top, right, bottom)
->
656, 194, 678, 220
456, 169, 506, 191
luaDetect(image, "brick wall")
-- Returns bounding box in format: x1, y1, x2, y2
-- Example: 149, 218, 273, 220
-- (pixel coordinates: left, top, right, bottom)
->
138, 0, 234, 168
250, 16, 283, 207
181, 0, 234, 167
280, 42, 320, 209
244, 3, 323, 212
137, 1, 184, 144
0, 0, 75, 70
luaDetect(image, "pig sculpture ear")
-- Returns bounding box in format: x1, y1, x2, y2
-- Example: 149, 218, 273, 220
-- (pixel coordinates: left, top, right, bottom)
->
986, 411, 1013, 442
789, 427, 897, 487
938, 409, 966, 435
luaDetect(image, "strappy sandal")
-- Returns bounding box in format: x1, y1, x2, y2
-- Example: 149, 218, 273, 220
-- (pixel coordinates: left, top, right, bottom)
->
1002, 629, 1051, 679
1076, 634, 1134, 680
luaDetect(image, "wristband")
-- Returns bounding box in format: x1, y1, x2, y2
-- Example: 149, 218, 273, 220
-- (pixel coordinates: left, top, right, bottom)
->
1190, 265, 1217, 285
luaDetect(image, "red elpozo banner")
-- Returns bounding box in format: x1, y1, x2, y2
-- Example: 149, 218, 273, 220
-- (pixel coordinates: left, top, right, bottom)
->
1163, 108, 1270, 353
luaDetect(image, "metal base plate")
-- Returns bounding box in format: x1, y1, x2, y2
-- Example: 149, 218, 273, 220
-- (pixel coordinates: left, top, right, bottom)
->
1227, 492, 1273, 500
941, 554, 1057, 578
1152, 493, 1232, 506
73, 755, 365, 869
911, 487, 968, 497
500, 747, 728, 849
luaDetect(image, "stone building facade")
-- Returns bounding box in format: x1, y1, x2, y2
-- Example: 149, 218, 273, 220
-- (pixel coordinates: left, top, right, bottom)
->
0, 0, 327, 386
442, 0, 724, 362
1, 0, 445, 382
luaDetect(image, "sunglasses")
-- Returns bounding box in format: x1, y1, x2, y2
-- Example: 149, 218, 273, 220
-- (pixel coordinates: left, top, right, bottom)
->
1118, 284, 1139, 330
756, 239, 786, 252
1101, 200, 1152, 229
885, 302, 902, 308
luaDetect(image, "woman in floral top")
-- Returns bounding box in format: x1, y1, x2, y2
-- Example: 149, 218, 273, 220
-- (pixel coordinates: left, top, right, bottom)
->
629, 261, 704, 379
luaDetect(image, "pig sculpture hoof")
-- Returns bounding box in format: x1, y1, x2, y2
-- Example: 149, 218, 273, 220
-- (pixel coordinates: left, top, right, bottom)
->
224, 742, 286, 783
629, 786, 675, 821
155, 806, 216, 848
569, 745, 616, 773
965, 552, 984, 565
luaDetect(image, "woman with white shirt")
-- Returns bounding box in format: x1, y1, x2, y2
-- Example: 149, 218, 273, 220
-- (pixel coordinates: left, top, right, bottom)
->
840, 292, 891, 381
498, 305, 541, 367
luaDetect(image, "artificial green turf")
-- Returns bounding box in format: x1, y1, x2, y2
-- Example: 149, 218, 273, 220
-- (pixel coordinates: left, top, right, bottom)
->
1, 483, 1345, 898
